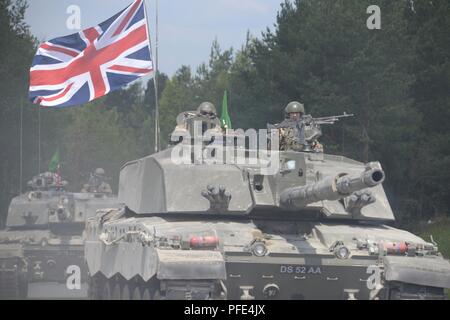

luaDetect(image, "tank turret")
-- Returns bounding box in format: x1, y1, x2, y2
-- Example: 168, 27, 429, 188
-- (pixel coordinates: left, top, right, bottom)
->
118, 148, 393, 221
27, 172, 67, 191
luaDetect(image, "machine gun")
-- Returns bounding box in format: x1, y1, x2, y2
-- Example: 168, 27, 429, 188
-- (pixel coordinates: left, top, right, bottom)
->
268, 112, 354, 131
267, 112, 355, 150
305, 112, 354, 125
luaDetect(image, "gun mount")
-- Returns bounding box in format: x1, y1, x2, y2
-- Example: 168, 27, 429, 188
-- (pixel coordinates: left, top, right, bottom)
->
48, 194, 76, 226
280, 164, 385, 209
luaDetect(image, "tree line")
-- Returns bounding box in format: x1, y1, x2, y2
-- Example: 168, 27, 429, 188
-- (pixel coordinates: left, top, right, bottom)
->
1, 0, 449, 228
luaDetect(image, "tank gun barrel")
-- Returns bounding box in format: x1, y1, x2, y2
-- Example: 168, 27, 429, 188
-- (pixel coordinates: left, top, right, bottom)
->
280, 166, 385, 209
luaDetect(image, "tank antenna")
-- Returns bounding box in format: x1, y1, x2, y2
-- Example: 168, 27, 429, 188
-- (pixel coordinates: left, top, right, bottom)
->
155, 0, 160, 153
19, 97, 23, 194
144, 0, 160, 153
38, 105, 41, 174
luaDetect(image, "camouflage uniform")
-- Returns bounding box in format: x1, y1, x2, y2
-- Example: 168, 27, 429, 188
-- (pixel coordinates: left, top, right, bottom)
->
97, 182, 113, 194
278, 102, 307, 152
171, 102, 223, 144
276, 102, 326, 152
278, 120, 307, 152
82, 168, 112, 194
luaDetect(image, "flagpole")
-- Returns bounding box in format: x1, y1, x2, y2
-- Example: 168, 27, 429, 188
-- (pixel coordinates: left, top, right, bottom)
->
19, 97, 23, 194
144, 0, 160, 153
38, 106, 41, 174
154, 0, 160, 153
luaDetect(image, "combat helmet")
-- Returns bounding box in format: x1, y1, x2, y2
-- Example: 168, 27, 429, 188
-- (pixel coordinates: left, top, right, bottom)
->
285, 101, 305, 116
95, 168, 105, 176
197, 102, 217, 117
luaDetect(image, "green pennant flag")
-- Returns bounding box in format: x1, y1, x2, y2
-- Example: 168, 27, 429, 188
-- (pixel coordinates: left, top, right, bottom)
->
220, 90, 232, 130
48, 150, 60, 172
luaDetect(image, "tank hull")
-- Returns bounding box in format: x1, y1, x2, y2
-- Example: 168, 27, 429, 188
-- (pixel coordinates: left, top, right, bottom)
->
84, 148, 449, 300
0, 192, 121, 299
23, 244, 86, 284
85, 212, 450, 300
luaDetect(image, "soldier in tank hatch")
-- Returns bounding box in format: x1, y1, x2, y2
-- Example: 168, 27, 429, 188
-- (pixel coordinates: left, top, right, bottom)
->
274, 101, 323, 153
82, 168, 112, 194
170, 102, 223, 145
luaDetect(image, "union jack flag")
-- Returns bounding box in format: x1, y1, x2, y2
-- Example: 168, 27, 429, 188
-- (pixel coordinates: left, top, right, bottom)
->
29, 0, 153, 108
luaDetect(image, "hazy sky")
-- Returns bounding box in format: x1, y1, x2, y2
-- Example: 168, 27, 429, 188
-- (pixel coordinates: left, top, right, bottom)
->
25, 0, 284, 76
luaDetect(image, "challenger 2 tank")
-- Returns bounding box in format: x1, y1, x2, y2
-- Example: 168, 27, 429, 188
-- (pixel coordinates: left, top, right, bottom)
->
85, 109, 450, 300
0, 171, 121, 299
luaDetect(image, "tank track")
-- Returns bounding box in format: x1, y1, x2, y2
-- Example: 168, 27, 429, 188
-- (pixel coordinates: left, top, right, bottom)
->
88, 274, 160, 300
88, 273, 223, 300
388, 282, 447, 300
0, 269, 27, 299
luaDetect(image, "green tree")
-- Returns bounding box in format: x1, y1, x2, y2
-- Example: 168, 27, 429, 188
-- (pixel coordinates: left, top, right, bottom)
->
158, 66, 198, 145
144, 72, 169, 152
0, 0, 38, 225
404, 0, 450, 220
62, 102, 136, 191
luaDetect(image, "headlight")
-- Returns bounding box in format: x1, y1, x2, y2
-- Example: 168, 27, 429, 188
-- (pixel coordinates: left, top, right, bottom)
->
252, 242, 268, 257
334, 245, 350, 259
286, 160, 296, 170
